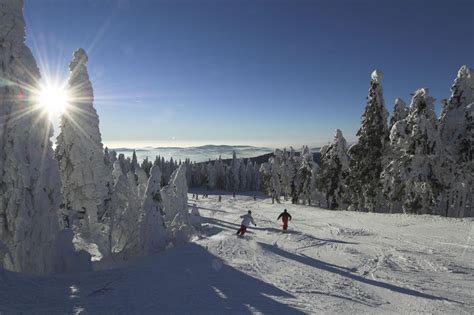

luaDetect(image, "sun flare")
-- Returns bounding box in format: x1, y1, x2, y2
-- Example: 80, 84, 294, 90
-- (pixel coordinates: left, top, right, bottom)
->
36, 83, 70, 116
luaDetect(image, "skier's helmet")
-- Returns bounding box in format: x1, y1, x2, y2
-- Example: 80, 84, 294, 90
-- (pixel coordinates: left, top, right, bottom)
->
284, 209, 287, 212
248, 210, 252, 214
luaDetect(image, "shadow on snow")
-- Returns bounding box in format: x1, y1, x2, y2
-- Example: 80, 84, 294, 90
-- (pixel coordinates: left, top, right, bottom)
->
258, 242, 462, 305
0, 244, 305, 314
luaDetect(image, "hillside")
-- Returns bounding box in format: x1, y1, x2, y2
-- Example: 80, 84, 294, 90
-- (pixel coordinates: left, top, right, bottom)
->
1, 194, 472, 314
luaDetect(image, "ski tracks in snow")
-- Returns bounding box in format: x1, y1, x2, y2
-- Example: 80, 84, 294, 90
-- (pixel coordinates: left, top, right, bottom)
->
196, 194, 473, 314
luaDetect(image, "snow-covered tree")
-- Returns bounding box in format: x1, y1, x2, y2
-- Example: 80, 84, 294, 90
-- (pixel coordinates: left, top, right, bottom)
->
252, 161, 262, 191
108, 163, 141, 258
140, 157, 153, 177
347, 70, 389, 212
295, 146, 314, 205
131, 150, 138, 173
383, 88, 441, 214
390, 98, 409, 130
207, 161, 217, 189
135, 165, 149, 200
280, 148, 296, 201
161, 165, 198, 244
161, 165, 189, 223
0, 0, 86, 275
231, 151, 241, 193
439, 66, 474, 153
240, 159, 248, 191
317, 129, 350, 209
438, 66, 474, 217
215, 156, 226, 189
139, 166, 167, 255
55, 48, 113, 252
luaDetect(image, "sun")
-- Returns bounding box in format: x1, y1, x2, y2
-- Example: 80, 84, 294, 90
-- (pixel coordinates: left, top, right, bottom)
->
36, 83, 70, 116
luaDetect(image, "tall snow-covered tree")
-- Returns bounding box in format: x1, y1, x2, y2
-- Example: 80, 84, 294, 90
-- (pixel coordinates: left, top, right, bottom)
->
383, 88, 441, 214
139, 166, 167, 255
317, 129, 350, 209
280, 148, 296, 201
438, 65, 474, 217
295, 146, 314, 205
231, 151, 241, 193
161, 165, 198, 244
215, 156, 226, 189
347, 70, 389, 212
253, 161, 262, 191
207, 161, 217, 189
55, 48, 113, 251
0, 0, 81, 275
131, 150, 138, 173
439, 66, 474, 153
240, 159, 248, 191
108, 162, 141, 258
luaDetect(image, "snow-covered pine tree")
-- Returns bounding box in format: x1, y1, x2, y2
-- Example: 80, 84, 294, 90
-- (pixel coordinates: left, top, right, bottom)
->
240, 159, 248, 191
207, 161, 217, 189
271, 149, 285, 202
440, 66, 474, 152
161, 165, 198, 244
390, 98, 409, 130
108, 162, 140, 258
200, 162, 208, 188
139, 166, 167, 255
231, 151, 241, 193
295, 146, 314, 205
317, 129, 350, 209
270, 165, 281, 203
347, 70, 389, 212
253, 161, 262, 191
384, 88, 442, 214
246, 160, 255, 190
135, 165, 149, 200
259, 162, 273, 200
438, 66, 474, 217
55, 48, 113, 253
289, 147, 301, 204
281, 148, 296, 201
140, 157, 153, 177
215, 156, 226, 189
131, 150, 138, 173
381, 98, 409, 213
0, 0, 68, 275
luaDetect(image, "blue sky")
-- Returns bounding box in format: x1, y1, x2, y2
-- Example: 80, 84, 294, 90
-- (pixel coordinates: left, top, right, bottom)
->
25, 0, 474, 148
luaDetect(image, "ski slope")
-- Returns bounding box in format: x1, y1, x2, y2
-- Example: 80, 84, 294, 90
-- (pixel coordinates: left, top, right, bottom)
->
1, 193, 473, 314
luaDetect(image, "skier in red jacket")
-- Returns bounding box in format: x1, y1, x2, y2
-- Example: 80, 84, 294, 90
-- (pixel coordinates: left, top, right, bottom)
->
277, 209, 292, 231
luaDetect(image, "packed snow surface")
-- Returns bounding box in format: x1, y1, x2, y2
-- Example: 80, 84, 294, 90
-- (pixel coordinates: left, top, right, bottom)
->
1, 194, 472, 314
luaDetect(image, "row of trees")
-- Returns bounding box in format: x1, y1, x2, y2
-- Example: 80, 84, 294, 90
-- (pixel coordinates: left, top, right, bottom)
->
260, 147, 317, 205
108, 150, 262, 193
316, 68, 472, 217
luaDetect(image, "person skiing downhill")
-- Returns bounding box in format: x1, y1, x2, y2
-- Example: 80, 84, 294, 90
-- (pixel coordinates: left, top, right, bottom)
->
277, 209, 292, 231
236, 210, 256, 236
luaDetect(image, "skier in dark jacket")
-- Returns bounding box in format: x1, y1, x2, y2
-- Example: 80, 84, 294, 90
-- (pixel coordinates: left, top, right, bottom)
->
277, 209, 292, 231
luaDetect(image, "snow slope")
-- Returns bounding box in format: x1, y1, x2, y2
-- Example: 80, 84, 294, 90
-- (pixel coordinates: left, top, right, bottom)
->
1, 194, 472, 314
